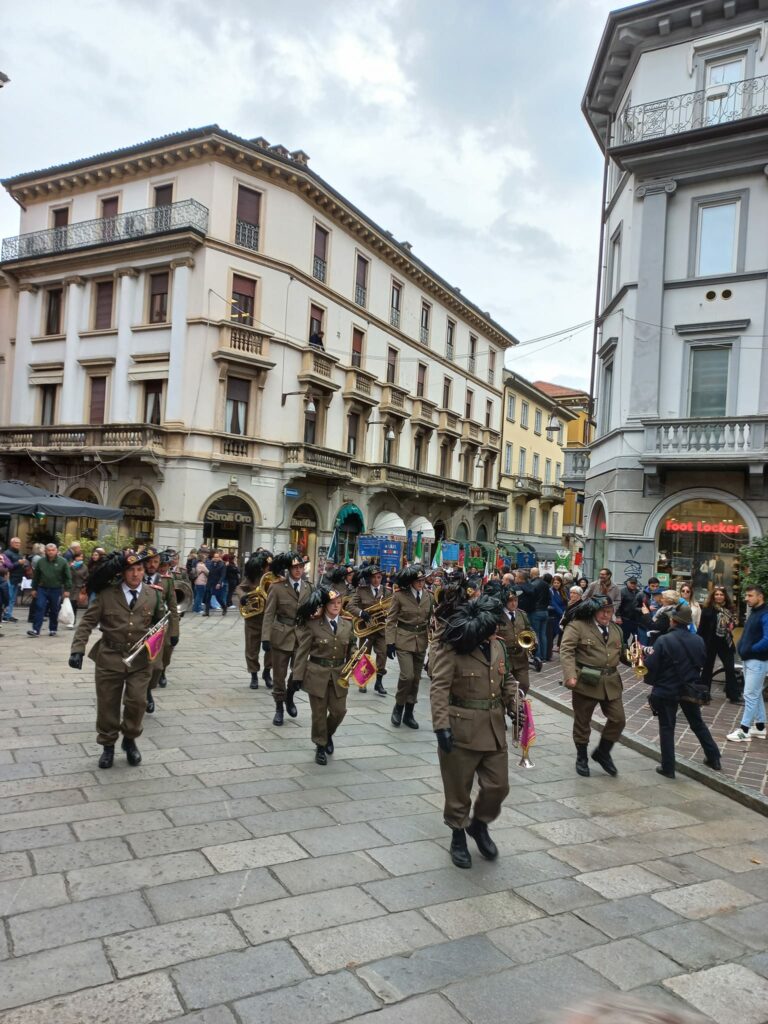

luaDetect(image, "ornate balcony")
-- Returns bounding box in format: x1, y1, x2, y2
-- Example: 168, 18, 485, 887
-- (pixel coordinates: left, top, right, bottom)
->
470, 487, 508, 512
641, 417, 768, 465
298, 349, 340, 394
482, 426, 501, 450
0, 424, 168, 453
213, 322, 275, 371
343, 368, 378, 407
284, 443, 352, 479
2, 200, 209, 261
511, 474, 542, 500
615, 74, 768, 146
379, 384, 409, 419
561, 448, 590, 489
412, 397, 437, 428
438, 409, 461, 437
368, 463, 470, 502
539, 483, 566, 508
461, 418, 482, 443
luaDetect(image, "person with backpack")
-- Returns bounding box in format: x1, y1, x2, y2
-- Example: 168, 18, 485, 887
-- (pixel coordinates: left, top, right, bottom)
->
643, 604, 720, 777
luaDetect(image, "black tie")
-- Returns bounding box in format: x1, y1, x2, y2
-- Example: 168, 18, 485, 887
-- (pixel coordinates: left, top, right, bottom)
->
416, 592, 421, 604
511, 611, 516, 622
479, 641, 491, 661
331, 619, 337, 635
600, 626, 608, 643
129, 590, 138, 610
294, 582, 300, 595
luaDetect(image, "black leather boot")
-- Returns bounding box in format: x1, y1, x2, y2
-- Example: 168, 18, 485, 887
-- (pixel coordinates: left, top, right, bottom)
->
591, 738, 618, 776
449, 828, 472, 869
374, 675, 387, 696
325, 736, 334, 755
263, 669, 273, 689
285, 685, 298, 718
146, 693, 155, 714
250, 673, 259, 689
575, 743, 590, 777
121, 737, 142, 766
158, 673, 168, 688
391, 703, 404, 727
98, 745, 114, 769
273, 701, 284, 726
315, 744, 327, 765
466, 818, 498, 860
403, 704, 419, 729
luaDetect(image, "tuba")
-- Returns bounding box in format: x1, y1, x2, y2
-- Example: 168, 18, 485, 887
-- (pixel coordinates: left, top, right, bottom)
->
353, 596, 392, 638
240, 571, 282, 618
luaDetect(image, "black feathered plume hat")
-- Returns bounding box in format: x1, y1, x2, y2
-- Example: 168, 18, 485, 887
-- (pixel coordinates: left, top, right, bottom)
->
322, 567, 348, 586
296, 585, 342, 624
483, 579, 503, 600
442, 595, 503, 654
88, 551, 126, 593
572, 595, 611, 621
395, 563, 427, 588
271, 551, 302, 575
244, 550, 272, 583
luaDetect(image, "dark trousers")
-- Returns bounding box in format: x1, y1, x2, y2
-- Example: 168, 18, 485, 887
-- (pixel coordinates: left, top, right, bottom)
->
702, 637, 740, 700
529, 610, 548, 660
395, 650, 425, 705
652, 697, 720, 773
438, 745, 509, 830
32, 587, 62, 633
572, 691, 626, 745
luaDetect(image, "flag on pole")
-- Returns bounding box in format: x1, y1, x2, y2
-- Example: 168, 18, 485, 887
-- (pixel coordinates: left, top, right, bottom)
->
483, 560, 491, 583
414, 532, 423, 561
327, 526, 339, 564
431, 539, 443, 569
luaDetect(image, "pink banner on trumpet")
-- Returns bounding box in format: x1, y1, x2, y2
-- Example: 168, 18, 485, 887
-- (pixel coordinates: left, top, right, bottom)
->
351, 653, 376, 689
145, 626, 167, 662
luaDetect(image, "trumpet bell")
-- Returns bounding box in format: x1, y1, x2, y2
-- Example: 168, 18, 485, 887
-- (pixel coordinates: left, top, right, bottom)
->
516, 629, 537, 651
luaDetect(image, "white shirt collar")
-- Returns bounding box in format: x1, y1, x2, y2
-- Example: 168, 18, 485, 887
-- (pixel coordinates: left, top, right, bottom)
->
121, 581, 143, 603
410, 587, 421, 599
325, 615, 338, 626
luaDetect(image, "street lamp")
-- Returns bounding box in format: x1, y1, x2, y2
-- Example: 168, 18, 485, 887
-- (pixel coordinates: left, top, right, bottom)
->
545, 412, 562, 440
367, 419, 395, 440
281, 392, 315, 413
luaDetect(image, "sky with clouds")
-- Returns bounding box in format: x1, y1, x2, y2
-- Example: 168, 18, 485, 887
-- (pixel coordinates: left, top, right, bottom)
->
0, 0, 619, 389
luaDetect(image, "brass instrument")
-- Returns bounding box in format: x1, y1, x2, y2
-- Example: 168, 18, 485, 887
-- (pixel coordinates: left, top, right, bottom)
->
122, 612, 171, 668
338, 641, 373, 689
514, 629, 537, 653
628, 635, 648, 677
352, 596, 393, 638
239, 571, 282, 619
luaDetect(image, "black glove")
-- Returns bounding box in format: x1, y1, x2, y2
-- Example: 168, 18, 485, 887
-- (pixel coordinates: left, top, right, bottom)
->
435, 728, 454, 753
68, 652, 83, 670
240, 595, 248, 606
262, 641, 271, 653
387, 643, 396, 660
360, 610, 371, 622
170, 636, 179, 648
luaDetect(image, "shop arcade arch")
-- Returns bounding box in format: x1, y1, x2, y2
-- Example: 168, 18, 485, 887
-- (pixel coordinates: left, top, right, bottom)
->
201, 492, 259, 561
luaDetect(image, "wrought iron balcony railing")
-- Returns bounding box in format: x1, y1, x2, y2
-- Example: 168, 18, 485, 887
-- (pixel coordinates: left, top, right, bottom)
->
419, 326, 429, 345
313, 256, 327, 282
2, 199, 209, 261
390, 307, 400, 328
355, 284, 367, 307
235, 219, 260, 251
615, 74, 768, 145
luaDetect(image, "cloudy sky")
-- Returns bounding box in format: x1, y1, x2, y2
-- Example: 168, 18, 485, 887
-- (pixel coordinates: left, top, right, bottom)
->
0, 0, 617, 389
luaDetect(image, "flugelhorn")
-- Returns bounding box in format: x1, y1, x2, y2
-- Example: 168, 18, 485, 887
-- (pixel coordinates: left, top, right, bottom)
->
628, 635, 648, 677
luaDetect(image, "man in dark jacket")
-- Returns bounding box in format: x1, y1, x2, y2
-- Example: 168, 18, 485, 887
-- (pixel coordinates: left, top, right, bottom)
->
618, 577, 645, 643
644, 604, 720, 777
729, 585, 768, 743
204, 551, 227, 616
529, 569, 552, 660
2, 537, 28, 622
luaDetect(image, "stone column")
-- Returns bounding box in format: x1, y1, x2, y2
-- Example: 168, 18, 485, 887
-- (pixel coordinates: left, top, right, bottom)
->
630, 179, 676, 421
10, 284, 38, 425
60, 276, 85, 423
113, 268, 138, 423
165, 257, 193, 426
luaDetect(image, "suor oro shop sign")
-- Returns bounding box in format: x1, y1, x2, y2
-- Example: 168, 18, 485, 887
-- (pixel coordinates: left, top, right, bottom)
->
205, 509, 253, 525
665, 519, 743, 535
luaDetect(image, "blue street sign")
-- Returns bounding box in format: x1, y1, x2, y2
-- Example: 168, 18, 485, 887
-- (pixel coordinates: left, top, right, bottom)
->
284, 488, 300, 498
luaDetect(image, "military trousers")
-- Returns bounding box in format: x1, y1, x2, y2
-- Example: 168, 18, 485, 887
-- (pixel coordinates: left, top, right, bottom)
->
571, 691, 626, 745
366, 631, 387, 677
308, 679, 348, 747
244, 619, 271, 675
438, 745, 510, 830
149, 635, 174, 691
95, 663, 152, 745
395, 650, 425, 706
509, 655, 530, 695
271, 647, 294, 702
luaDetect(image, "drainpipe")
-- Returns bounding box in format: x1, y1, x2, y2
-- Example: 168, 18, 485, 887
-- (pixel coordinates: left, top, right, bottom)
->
588, 122, 612, 430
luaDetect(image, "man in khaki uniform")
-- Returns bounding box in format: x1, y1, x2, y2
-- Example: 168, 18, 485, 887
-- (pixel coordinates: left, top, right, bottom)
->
560, 595, 629, 777
346, 564, 388, 696
235, 551, 274, 690
495, 586, 532, 695
431, 595, 516, 869
385, 564, 433, 729
262, 552, 312, 726
68, 552, 166, 769
293, 586, 355, 765
144, 548, 180, 713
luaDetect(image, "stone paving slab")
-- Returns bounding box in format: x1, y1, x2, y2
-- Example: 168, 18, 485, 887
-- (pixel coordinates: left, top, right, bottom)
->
2, 612, 768, 1022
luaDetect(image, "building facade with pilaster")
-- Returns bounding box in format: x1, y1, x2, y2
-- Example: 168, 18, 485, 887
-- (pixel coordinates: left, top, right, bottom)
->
0, 126, 515, 571
579, 0, 768, 597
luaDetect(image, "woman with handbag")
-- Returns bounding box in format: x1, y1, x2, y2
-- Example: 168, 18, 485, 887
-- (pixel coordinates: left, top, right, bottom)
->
698, 586, 741, 703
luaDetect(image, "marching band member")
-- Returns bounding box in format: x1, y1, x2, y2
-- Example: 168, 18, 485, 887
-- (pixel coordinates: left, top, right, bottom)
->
262, 552, 312, 726
292, 585, 355, 765
346, 563, 388, 696
385, 563, 433, 729
559, 595, 629, 778
235, 551, 273, 690
143, 548, 180, 714
430, 595, 516, 869
68, 552, 166, 769
496, 586, 532, 695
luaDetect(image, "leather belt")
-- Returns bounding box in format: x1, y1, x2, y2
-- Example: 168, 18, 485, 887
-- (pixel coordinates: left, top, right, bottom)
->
450, 696, 502, 711
276, 615, 296, 626
309, 655, 346, 668
398, 622, 427, 633
102, 638, 130, 653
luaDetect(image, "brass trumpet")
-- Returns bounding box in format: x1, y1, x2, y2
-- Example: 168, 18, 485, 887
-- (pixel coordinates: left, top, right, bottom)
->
240, 571, 282, 618
515, 629, 537, 652
628, 635, 648, 677
352, 596, 392, 638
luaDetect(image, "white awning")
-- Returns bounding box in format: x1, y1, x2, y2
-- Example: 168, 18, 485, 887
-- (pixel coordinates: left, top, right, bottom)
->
372, 511, 407, 539
408, 515, 435, 541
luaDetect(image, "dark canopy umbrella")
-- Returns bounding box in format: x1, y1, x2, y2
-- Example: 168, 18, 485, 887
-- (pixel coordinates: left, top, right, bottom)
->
0, 480, 123, 520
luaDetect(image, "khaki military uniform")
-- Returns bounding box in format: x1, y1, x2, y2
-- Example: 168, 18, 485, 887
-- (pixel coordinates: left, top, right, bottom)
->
430, 637, 515, 830
148, 574, 179, 690
559, 618, 627, 744
293, 615, 354, 747
496, 607, 532, 694
346, 583, 388, 678
71, 583, 165, 746
234, 580, 273, 676
385, 588, 433, 706
262, 576, 312, 702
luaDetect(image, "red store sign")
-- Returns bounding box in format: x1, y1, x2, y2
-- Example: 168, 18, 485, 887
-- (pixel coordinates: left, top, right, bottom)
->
665, 520, 743, 535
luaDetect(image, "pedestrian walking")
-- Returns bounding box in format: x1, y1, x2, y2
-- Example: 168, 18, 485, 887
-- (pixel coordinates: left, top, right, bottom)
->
728, 584, 768, 743
698, 585, 740, 703
2, 537, 28, 622
28, 543, 72, 637
385, 563, 433, 729
583, 567, 622, 617
618, 577, 645, 643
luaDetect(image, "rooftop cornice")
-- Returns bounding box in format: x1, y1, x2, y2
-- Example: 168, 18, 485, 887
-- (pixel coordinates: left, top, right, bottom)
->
2, 126, 518, 349
502, 370, 577, 419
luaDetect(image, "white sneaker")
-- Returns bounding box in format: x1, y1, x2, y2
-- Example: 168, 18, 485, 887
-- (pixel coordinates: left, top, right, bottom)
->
748, 726, 766, 739
727, 728, 751, 742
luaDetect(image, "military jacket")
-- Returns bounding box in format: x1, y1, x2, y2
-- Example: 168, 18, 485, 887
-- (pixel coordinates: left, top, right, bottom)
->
293, 615, 355, 699
71, 583, 165, 672
234, 580, 265, 632
385, 588, 433, 653
496, 608, 533, 668
559, 618, 627, 700
262, 576, 313, 651
148, 573, 180, 639
430, 636, 515, 752
346, 583, 388, 627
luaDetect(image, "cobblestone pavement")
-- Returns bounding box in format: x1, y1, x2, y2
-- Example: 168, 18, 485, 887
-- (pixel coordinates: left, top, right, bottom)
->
2, 613, 768, 1023
534, 650, 768, 798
